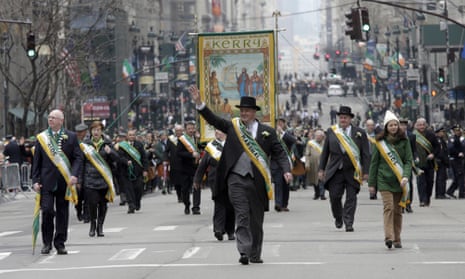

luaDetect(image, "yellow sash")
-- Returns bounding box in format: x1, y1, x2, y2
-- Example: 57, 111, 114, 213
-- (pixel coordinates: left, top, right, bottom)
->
331, 125, 362, 184
232, 118, 273, 200
80, 143, 115, 202
307, 140, 322, 154
37, 131, 78, 205
204, 140, 222, 161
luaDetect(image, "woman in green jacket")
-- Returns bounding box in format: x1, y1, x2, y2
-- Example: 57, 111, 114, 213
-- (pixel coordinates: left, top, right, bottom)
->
368, 111, 413, 249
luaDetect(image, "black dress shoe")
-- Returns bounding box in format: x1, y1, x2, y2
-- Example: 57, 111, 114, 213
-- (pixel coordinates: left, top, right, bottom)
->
192, 210, 201, 215
394, 243, 402, 248
184, 207, 190, 215
446, 193, 457, 199
41, 245, 52, 254
405, 205, 413, 213
320, 196, 327, 200
250, 258, 264, 263
228, 233, 235, 240
274, 205, 282, 212
239, 254, 249, 265
127, 208, 135, 214
335, 219, 343, 229
214, 231, 224, 241
385, 240, 393, 249
345, 225, 354, 232
56, 247, 68, 255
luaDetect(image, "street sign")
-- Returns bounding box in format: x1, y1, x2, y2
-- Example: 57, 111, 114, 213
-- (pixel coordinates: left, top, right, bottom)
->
155, 72, 169, 83
407, 68, 419, 80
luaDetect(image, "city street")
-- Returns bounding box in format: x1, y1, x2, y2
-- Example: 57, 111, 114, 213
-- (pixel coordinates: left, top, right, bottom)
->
1, 183, 465, 279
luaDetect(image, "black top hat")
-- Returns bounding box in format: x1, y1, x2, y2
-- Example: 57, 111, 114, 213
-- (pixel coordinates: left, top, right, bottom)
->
336, 106, 354, 118
235, 96, 261, 111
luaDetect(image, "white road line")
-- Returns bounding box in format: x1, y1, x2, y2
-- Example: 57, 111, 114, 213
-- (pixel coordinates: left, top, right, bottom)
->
153, 226, 177, 231
0, 231, 22, 237
182, 247, 201, 259
109, 248, 145, 261
0, 262, 327, 274
412, 261, 465, 265
104, 227, 126, 233
0, 252, 11, 260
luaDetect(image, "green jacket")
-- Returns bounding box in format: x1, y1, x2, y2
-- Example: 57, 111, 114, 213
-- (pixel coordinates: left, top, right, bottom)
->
368, 136, 413, 192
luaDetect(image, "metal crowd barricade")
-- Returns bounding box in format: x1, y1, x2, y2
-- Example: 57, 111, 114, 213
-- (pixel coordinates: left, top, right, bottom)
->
0, 163, 22, 199
21, 163, 33, 191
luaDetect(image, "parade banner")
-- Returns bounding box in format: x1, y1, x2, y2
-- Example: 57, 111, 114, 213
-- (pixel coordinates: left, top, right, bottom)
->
197, 31, 276, 142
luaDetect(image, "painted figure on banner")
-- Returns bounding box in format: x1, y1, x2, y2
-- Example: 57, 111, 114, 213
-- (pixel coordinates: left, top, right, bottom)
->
210, 71, 221, 112
236, 67, 250, 97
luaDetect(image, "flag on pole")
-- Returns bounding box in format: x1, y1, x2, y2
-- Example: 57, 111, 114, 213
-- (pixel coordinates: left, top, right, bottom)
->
122, 59, 134, 80
175, 32, 188, 53
60, 47, 81, 87
32, 193, 41, 255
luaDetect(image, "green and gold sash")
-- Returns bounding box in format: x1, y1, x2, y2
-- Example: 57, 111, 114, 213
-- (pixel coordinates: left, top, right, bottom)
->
331, 125, 362, 184
179, 134, 199, 154
37, 130, 78, 205
277, 132, 294, 167
204, 140, 223, 161
375, 139, 410, 208
414, 130, 438, 170
307, 140, 322, 154
232, 118, 273, 200
80, 142, 115, 202
367, 135, 376, 145
118, 141, 142, 167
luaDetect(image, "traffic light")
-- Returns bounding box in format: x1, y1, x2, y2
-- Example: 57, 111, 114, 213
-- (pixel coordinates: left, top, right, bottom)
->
345, 8, 362, 41
438, 68, 445, 84
26, 31, 36, 58
431, 89, 437, 97
324, 53, 330, 61
361, 7, 370, 32
335, 50, 341, 56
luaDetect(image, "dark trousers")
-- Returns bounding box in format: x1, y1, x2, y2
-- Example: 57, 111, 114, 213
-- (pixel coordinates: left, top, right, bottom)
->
447, 159, 465, 197
272, 168, 290, 208
435, 166, 447, 197
327, 171, 359, 227
40, 185, 69, 249
86, 188, 108, 224
180, 174, 201, 211
213, 194, 235, 235
121, 175, 143, 210
228, 173, 264, 259
75, 185, 88, 220
417, 167, 434, 204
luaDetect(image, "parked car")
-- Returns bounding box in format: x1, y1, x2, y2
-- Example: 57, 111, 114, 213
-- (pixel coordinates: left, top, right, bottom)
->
327, 84, 344, 97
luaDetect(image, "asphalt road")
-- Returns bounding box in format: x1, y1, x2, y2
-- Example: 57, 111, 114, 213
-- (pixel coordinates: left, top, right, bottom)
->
1, 182, 465, 279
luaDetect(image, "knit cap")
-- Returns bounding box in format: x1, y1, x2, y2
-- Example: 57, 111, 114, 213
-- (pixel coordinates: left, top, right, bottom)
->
383, 110, 399, 127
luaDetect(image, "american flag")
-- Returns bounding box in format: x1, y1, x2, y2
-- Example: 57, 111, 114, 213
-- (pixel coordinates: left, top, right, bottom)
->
60, 47, 81, 87
175, 32, 187, 53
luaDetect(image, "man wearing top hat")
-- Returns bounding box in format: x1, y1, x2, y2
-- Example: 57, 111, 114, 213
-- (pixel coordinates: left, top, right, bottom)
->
318, 106, 370, 232
188, 85, 292, 265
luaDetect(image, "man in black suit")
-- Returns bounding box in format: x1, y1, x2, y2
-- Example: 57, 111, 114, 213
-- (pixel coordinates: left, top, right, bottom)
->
177, 121, 201, 215
188, 85, 292, 265
447, 124, 465, 199
399, 118, 418, 213
318, 106, 370, 232
115, 129, 148, 213
32, 109, 83, 255
165, 124, 184, 202
272, 118, 296, 212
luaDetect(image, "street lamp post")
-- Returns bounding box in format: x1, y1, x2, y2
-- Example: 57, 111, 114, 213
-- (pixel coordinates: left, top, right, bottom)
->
1, 32, 10, 137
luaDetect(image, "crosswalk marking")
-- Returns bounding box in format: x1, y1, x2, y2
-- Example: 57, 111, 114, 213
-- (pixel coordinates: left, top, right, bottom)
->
0, 252, 11, 260
0, 231, 22, 237
182, 247, 201, 259
153, 226, 177, 231
104, 227, 126, 233
109, 248, 145, 261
